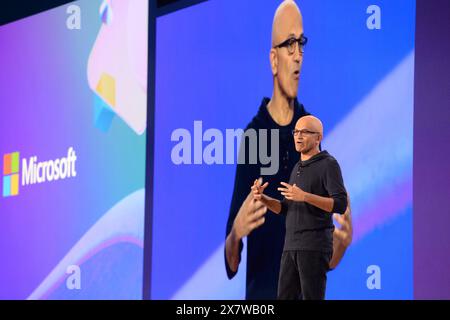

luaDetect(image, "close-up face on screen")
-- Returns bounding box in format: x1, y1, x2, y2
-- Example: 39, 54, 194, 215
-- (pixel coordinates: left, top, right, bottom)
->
0, 0, 449, 306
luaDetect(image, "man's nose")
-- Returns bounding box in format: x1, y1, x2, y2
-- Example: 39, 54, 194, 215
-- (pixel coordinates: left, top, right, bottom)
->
294, 43, 303, 62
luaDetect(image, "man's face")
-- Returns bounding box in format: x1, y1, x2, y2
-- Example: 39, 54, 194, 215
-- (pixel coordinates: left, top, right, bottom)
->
275, 36, 303, 98
293, 122, 320, 154
272, 7, 304, 99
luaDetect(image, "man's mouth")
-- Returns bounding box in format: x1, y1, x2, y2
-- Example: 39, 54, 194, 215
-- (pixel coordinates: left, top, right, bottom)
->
293, 70, 300, 79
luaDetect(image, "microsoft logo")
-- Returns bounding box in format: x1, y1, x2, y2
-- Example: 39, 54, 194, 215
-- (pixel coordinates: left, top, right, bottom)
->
3, 152, 20, 197
2, 147, 77, 198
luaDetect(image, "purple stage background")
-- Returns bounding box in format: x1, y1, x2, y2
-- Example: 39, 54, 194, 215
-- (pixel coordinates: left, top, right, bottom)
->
414, 0, 450, 299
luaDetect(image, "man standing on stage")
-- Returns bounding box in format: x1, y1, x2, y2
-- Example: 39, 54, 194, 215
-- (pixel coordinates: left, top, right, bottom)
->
252, 115, 348, 300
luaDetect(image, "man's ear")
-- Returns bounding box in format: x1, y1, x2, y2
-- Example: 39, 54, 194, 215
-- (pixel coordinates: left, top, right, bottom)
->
270, 48, 278, 76
317, 134, 323, 145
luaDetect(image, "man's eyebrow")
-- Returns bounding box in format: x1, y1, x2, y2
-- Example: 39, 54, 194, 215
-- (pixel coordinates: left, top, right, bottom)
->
286, 32, 304, 39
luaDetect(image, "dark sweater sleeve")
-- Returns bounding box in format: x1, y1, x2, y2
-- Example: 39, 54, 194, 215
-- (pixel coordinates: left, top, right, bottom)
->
325, 159, 348, 214
279, 197, 292, 216
225, 132, 258, 279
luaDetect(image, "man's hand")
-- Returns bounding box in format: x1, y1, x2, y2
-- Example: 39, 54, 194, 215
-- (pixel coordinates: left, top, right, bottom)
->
278, 182, 306, 202
329, 198, 353, 269
233, 190, 267, 240
251, 179, 269, 201
332, 204, 352, 247
226, 189, 268, 274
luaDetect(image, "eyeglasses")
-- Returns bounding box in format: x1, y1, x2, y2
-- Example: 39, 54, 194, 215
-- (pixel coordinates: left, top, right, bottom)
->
274, 35, 308, 55
292, 129, 319, 136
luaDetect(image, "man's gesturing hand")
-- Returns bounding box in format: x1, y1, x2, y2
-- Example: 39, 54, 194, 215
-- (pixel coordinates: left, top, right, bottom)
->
278, 182, 306, 202
333, 203, 353, 247
251, 179, 269, 201
233, 190, 268, 240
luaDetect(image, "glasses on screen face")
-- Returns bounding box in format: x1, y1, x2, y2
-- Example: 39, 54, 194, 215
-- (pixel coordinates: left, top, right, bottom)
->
292, 129, 318, 137
274, 35, 308, 55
